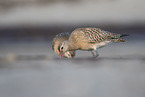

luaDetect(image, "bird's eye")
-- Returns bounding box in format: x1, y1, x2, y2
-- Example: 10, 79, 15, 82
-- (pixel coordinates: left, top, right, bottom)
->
61, 47, 63, 50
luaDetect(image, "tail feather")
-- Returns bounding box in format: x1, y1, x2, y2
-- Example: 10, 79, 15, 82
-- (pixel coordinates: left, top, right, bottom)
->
120, 34, 129, 37
111, 39, 126, 42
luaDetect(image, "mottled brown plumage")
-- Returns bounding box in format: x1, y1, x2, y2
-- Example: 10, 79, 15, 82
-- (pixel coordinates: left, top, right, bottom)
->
52, 32, 75, 58
59, 27, 128, 58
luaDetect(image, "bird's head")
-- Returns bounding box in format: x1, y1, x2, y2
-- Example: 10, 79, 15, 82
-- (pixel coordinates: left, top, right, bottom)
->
58, 41, 74, 58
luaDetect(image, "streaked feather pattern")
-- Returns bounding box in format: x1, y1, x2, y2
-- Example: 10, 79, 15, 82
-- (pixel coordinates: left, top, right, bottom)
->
79, 27, 123, 42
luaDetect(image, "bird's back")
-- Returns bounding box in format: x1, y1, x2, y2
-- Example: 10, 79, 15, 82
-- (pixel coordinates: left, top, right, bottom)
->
68, 27, 126, 50
69, 27, 124, 43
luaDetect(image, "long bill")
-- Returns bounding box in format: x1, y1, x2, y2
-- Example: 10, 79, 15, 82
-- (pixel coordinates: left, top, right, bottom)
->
59, 52, 64, 58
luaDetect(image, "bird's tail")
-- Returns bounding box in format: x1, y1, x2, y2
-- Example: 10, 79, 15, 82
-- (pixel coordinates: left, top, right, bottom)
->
111, 39, 126, 42
120, 34, 129, 37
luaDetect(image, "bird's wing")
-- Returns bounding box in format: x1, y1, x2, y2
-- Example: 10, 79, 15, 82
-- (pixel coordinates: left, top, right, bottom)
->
80, 27, 121, 43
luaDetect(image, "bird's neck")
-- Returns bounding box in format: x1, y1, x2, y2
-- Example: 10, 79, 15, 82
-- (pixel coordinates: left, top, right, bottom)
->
67, 41, 78, 51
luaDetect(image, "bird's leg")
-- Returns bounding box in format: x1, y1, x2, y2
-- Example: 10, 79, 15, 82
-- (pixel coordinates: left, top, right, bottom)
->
91, 50, 96, 57
95, 50, 99, 57
91, 50, 99, 57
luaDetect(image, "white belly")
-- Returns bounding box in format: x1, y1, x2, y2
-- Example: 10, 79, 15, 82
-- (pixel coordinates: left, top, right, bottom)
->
93, 41, 111, 50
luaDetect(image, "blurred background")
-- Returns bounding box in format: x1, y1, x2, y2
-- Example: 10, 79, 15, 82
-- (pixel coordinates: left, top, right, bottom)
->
0, 0, 145, 97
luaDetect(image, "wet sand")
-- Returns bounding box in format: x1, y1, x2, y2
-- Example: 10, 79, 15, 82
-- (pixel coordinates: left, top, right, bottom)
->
0, 36, 145, 97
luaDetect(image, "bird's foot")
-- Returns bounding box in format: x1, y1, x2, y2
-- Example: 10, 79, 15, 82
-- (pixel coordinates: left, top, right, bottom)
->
91, 51, 99, 58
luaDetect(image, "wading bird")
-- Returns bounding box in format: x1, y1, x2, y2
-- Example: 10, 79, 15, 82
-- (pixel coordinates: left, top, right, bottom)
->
58, 27, 128, 58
